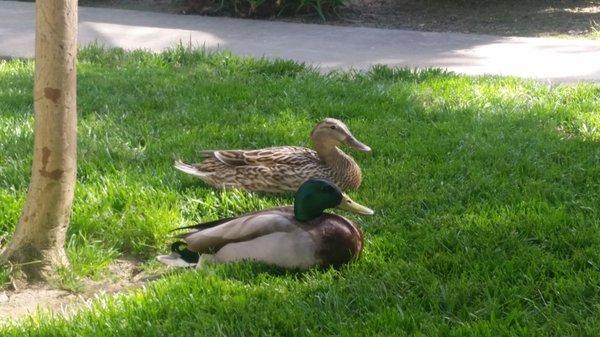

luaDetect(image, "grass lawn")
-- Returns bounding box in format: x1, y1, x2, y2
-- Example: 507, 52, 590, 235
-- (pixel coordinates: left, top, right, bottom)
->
1, 46, 600, 336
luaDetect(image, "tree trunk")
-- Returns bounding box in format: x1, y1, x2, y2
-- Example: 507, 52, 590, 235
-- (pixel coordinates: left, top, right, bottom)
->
1, 0, 78, 281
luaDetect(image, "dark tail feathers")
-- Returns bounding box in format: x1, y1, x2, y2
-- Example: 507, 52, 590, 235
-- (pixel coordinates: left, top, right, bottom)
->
171, 241, 200, 263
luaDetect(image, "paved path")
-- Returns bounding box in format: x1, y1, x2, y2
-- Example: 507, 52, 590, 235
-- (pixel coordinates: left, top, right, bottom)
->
1, 1, 599, 82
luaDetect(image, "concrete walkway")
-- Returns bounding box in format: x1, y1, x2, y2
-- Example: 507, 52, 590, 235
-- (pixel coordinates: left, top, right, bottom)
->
1, 1, 599, 82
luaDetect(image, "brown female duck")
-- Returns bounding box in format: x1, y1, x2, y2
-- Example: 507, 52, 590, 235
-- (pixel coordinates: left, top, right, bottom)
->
174, 118, 370, 193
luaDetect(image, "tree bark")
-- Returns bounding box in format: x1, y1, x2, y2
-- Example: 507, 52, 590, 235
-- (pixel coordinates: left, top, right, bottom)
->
1, 0, 77, 281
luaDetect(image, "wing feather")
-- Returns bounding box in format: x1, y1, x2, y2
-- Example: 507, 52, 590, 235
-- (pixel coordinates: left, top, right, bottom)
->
182, 207, 298, 253
207, 147, 318, 167
173, 216, 239, 233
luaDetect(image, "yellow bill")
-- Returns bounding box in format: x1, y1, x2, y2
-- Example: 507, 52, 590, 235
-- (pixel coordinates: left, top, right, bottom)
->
337, 193, 375, 215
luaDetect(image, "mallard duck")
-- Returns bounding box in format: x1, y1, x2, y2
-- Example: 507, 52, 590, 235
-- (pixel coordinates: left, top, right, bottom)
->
174, 118, 370, 193
157, 178, 374, 270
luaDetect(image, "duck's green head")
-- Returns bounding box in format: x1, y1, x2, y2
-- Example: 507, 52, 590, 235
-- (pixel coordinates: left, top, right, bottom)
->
294, 178, 374, 222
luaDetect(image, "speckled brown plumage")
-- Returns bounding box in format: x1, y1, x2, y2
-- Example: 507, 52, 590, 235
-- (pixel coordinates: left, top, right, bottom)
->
175, 118, 370, 193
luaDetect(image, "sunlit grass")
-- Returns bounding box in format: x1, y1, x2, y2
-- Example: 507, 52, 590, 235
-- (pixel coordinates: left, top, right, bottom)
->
0, 45, 599, 335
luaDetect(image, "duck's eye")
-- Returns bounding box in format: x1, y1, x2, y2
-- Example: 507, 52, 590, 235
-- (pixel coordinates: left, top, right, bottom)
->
330, 125, 336, 130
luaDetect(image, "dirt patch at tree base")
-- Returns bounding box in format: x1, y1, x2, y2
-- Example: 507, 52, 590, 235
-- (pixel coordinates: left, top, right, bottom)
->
1, 287, 85, 321
0, 259, 152, 321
